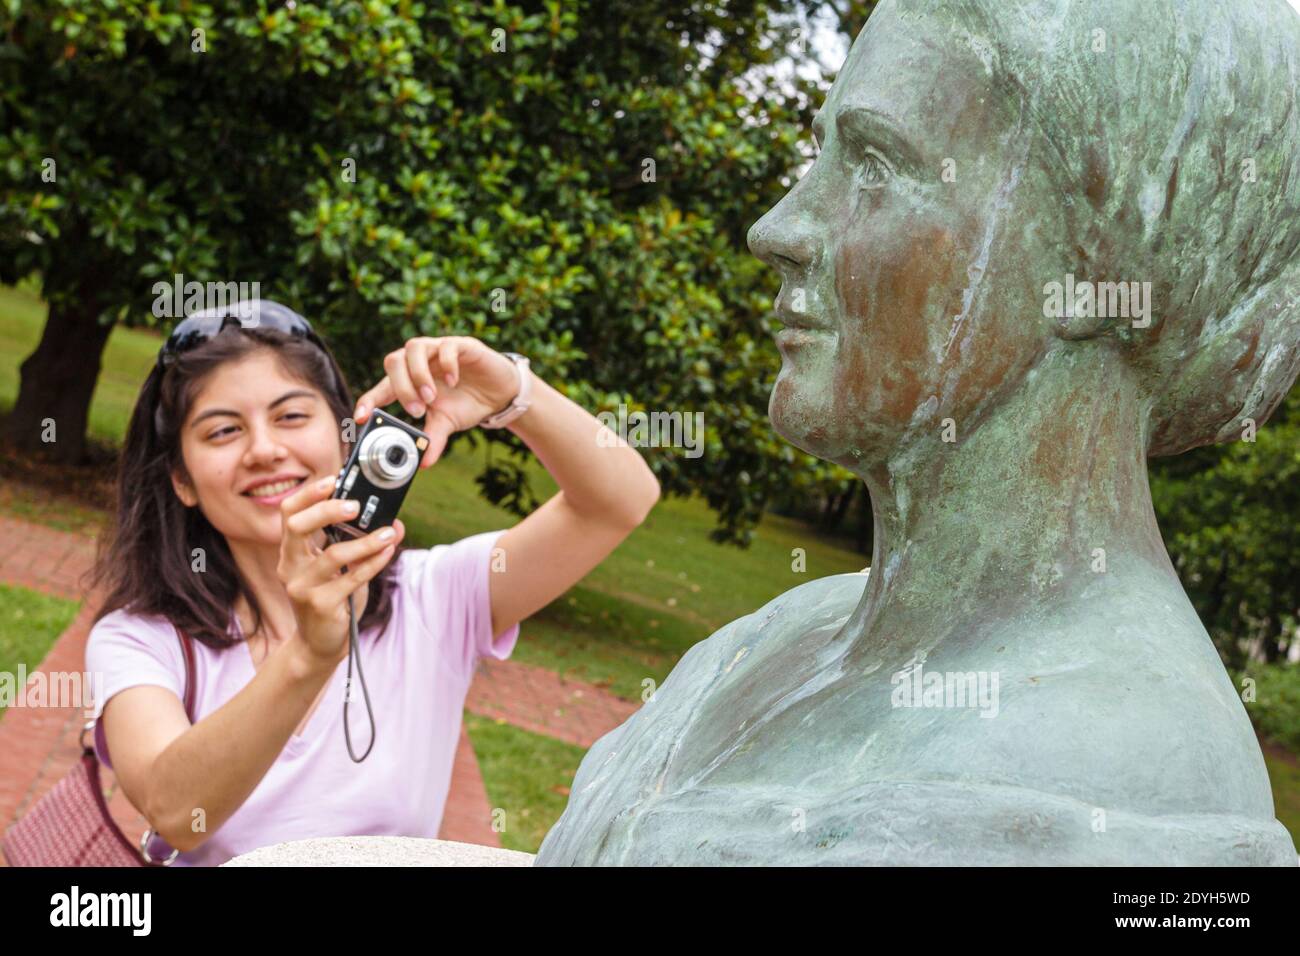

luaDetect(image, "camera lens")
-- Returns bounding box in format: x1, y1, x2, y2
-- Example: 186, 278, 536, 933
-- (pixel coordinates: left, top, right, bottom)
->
357, 427, 419, 489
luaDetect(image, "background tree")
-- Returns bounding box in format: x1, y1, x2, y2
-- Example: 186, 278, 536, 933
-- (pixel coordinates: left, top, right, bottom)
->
1149, 395, 1300, 669
0, 0, 876, 546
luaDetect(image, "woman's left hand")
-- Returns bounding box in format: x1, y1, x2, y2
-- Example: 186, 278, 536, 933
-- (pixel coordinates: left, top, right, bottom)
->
353, 336, 524, 468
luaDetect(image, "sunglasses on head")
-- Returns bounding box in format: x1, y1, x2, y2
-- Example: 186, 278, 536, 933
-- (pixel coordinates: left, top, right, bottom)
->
156, 300, 328, 372
151, 300, 342, 438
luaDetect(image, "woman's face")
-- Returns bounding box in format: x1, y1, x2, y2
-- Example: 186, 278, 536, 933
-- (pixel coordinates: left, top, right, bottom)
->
172, 349, 345, 548
747, 1, 1052, 469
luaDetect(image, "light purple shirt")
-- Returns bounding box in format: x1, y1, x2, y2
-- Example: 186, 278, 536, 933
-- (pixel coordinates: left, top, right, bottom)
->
85, 530, 519, 867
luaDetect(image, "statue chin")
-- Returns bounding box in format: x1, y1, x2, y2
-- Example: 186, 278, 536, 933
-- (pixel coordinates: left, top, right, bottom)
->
767, 378, 839, 464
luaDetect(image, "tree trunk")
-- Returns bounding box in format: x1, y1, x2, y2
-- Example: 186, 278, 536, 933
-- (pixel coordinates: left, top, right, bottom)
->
1261, 615, 1282, 664
827, 483, 855, 529
855, 483, 873, 556
5, 295, 115, 464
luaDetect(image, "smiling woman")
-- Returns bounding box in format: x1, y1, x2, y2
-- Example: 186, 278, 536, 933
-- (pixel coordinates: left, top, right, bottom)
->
93, 323, 396, 648
175, 375, 338, 539
71, 300, 659, 866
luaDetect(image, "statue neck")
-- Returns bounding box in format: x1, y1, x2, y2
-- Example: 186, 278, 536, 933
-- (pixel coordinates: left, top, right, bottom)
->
843, 342, 1181, 651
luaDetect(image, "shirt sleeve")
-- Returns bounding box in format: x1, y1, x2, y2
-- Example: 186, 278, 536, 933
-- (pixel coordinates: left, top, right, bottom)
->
84, 610, 187, 772
401, 529, 521, 677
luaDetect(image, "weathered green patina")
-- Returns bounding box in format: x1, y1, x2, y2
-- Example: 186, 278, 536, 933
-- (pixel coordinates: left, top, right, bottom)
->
538, 0, 1300, 865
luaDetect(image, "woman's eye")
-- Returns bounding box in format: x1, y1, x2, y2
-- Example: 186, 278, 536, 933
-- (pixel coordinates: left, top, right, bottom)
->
208, 426, 239, 440
280, 412, 309, 424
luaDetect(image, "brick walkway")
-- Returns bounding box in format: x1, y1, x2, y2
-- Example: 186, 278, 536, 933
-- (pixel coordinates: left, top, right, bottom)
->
0, 514, 638, 864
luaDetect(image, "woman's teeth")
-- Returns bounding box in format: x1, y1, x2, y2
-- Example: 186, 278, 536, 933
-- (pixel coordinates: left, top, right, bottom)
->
246, 478, 304, 497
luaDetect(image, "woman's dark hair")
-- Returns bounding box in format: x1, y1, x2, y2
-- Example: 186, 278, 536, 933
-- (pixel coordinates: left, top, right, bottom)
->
89, 326, 401, 649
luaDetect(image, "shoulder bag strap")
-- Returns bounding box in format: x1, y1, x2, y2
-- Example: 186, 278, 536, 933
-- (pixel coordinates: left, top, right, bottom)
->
175, 628, 197, 722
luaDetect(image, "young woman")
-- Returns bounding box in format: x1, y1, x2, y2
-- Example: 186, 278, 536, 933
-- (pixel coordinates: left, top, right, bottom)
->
85, 300, 659, 866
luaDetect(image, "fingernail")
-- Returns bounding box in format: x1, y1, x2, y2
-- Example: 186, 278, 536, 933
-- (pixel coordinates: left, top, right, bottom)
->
355, 404, 367, 419
377, 528, 395, 541
419, 386, 435, 404
445, 373, 455, 387
318, 476, 335, 491
409, 402, 425, 417
342, 500, 360, 514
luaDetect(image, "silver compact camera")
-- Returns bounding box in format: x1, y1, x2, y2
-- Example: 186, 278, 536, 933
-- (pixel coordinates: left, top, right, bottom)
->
330, 413, 430, 538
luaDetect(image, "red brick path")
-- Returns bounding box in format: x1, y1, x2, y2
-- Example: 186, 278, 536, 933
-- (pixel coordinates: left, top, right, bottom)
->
0, 514, 638, 864
469, 659, 638, 748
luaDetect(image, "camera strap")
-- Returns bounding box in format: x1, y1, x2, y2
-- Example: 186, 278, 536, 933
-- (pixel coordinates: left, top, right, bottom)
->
326, 526, 377, 762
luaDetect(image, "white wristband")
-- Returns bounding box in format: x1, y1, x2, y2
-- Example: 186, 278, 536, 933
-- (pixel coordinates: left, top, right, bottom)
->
478, 353, 532, 429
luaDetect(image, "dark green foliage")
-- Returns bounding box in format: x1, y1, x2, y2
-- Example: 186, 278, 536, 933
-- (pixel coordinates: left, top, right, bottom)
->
1151, 392, 1300, 668
0, 0, 861, 541
1229, 661, 1300, 754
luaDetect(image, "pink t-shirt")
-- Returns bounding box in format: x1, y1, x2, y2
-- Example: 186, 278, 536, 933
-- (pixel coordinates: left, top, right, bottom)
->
85, 530, 519, 867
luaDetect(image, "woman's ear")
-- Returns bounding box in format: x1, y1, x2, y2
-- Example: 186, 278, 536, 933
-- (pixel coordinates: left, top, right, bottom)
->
171, 469, 199, 508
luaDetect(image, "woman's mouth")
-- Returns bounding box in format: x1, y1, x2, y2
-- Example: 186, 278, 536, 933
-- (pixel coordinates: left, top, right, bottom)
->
242, 476, 308, 505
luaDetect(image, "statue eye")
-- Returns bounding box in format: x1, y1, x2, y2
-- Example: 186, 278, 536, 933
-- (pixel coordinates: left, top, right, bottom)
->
838, 126, 891, 188
857, 148, 892, 189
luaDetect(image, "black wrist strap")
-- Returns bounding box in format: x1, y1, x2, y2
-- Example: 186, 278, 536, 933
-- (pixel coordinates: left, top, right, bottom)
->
326, 527, 376, 762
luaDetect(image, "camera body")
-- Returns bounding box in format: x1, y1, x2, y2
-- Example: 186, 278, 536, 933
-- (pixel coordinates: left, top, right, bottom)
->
330, 412, 429, 538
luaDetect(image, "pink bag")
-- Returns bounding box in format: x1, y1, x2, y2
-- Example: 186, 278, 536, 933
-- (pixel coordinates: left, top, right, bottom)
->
2, 628, 196, 866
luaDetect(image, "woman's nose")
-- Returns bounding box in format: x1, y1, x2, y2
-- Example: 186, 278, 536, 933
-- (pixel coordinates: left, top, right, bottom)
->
747, 198, 820, 274
242, 424, 287, 466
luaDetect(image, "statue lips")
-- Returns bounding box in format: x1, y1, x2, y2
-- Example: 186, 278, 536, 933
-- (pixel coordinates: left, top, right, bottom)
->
774, 305, 834, 352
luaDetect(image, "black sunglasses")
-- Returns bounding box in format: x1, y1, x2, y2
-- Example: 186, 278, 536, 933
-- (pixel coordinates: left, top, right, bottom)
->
151, 300, 342, 438
156, 300, 328, 371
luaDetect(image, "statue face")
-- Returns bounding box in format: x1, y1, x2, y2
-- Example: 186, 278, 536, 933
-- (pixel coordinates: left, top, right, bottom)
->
748, 1, 1052, 469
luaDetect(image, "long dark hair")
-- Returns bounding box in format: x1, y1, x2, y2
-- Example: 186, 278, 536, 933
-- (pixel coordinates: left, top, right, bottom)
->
89, 326, 401, 649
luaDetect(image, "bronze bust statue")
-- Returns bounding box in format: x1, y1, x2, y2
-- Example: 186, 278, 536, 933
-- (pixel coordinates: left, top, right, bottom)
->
537, 0, 1300, 865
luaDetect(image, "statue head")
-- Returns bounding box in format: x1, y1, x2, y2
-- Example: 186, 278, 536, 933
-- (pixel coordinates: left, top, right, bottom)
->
748, 0, 1300, 471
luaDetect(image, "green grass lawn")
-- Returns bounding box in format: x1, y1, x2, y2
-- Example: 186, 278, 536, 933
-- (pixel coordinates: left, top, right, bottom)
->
1264, 751, 1300, 847
400, 451, 866, 699
463, 712, 586, 853
0, 583, 80, 721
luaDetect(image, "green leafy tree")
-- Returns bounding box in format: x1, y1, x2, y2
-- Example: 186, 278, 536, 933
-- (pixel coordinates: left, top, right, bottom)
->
1150, 392, 1300, 670
1, 0, 874, 546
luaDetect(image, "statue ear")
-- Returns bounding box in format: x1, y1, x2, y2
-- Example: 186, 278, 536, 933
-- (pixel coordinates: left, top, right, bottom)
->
1054, 311, 1108, 341
171, 469, 198, 508
1042, 274, 1110, 341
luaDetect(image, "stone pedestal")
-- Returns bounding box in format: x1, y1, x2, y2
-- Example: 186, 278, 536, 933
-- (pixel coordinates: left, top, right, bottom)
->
222, 835, 535, 867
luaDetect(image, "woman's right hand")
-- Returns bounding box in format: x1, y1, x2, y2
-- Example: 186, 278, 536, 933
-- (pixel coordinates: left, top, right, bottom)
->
276, 475, 406, 663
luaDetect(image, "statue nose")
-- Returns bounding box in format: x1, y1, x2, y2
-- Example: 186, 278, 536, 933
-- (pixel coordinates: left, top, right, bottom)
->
747, 210, 819, 273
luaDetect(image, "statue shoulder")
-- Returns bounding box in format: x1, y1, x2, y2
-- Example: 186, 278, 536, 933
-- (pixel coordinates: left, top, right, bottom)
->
535, 570, 870, 865
753, 569, 869, 620
716, 570, 869, 653
647, 571, 868, 692
583, 571, 867, 760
